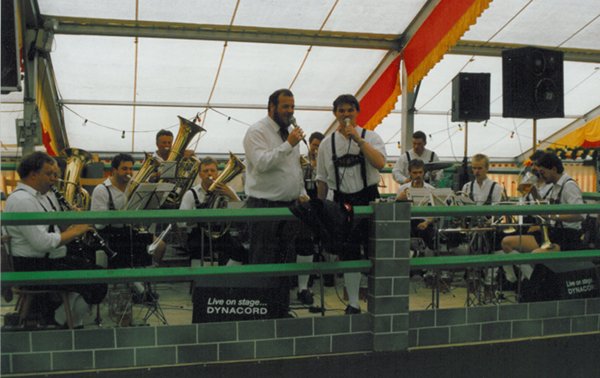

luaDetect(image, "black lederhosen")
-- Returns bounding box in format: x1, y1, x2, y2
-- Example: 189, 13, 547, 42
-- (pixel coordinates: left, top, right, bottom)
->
330, 130, 379, 260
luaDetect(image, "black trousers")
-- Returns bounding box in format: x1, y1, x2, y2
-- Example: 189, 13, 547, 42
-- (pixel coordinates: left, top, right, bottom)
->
188, 227, 248, 264
12, 255, 107, 304
333, 185, 379, 261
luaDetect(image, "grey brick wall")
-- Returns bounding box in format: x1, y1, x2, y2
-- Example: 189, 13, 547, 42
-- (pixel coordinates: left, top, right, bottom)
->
408, 298, 600, 348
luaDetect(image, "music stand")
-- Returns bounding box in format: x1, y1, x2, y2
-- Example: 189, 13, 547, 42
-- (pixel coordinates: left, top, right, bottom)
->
122, 182, 174, 325
125, 182, 175, 211
158, 161, 178, 180
407, 187, 433, 206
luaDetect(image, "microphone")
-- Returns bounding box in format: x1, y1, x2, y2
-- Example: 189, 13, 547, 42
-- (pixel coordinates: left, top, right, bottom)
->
344, 117, 351, 127
288, 116, 308, 147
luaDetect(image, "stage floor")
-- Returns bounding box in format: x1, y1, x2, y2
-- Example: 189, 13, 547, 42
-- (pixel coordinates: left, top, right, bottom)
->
0, 270, 519, 329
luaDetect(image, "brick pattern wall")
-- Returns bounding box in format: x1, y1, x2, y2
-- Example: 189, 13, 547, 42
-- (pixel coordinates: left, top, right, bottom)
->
1, 315, 373, 374
409, 298, 600, 347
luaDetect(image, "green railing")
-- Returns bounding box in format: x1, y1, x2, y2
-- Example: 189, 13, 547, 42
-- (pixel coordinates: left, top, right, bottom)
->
1, 261, 372, 286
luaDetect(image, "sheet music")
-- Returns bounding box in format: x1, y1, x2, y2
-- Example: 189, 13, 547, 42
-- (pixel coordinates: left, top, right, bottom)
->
125, 182, 176, 210
158, 161, 178, 179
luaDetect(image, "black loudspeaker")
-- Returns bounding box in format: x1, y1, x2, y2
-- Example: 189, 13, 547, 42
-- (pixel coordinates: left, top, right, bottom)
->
520, 263, 599, 303
451, 73, 490, 122
502, 47, 564, 119
1, 0, 20, 94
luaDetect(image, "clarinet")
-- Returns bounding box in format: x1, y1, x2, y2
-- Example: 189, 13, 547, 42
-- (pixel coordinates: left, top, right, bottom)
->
51, 186, 118, 260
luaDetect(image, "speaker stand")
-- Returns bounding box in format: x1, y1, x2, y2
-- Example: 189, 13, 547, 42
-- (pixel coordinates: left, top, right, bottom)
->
532, 118, 537, 151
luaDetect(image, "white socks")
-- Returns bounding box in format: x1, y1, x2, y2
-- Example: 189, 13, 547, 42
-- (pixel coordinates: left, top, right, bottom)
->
344, 272, 361, 309
55, 292, 91, 327
226, 259, 242, 266
296, 254, 314, 291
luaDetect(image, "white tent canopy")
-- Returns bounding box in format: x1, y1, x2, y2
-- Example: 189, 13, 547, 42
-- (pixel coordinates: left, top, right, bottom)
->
1, 0, 599, 161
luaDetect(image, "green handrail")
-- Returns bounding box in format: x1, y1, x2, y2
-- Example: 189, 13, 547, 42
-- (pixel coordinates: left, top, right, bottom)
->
411, 203, 600, 217
0, 261, 372, 285
0, 206, 374, 226
410, 249, 600, 269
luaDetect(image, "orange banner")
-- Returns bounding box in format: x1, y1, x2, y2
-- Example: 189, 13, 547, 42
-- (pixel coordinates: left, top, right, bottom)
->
403, 0, 492, 92
357, 56, 401, 131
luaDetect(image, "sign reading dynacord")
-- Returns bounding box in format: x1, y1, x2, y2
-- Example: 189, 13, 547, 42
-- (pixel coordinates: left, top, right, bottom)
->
193, 287, 288, 322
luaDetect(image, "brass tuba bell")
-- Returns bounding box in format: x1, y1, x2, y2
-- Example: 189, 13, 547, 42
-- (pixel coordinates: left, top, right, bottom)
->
161, 116, 205, 206
58, 148, 93, 210
167, 116, 205, 162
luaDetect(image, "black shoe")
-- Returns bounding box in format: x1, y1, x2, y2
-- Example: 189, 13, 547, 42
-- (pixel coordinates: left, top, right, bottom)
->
344, 305, 361, 315
297, 290, 314, 305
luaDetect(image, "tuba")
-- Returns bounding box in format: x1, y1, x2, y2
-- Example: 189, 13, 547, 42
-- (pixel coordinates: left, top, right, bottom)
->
202, 152, 245, 239
125, 116, 205, 204
58, 148, 92, 210
160, 116, 205, 206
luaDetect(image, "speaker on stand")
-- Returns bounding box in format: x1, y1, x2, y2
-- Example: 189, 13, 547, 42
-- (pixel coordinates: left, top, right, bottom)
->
502, 47, 564, 150
451, 72, 491, 191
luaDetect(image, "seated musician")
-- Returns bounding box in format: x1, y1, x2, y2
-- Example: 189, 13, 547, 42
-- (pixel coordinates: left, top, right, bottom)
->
396, 159, 436, 249
5, 152, 107, 328
90, 153, 166, 267
178, 157, 247, 267
498, 152, 585, 285
461, 153, 503, 206
499, 151, 553, 282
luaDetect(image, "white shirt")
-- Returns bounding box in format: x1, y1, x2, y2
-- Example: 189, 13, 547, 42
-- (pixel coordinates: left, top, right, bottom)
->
90, 178, 127, 229
461, 178, 503, 205
243, 116, 305, 201
152, 151, 165, 163
548, 174, 583, 230
392, 148, 442, 183
5, 183, 65, 258
178, 183, 239, 230
316, 127, 386, 194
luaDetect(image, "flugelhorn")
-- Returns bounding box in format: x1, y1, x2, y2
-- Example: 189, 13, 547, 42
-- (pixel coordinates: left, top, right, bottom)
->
125, 153, 161, 201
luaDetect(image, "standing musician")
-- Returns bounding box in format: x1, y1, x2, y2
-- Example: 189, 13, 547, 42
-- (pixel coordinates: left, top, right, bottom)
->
5, 152, 107, 328
396, 159, 436, 250
243, 88, 311, 315
153, 128, 196, 163
316, 94, 387, 314
304, 132, 324, 200
178, 157, 247, 266
392, 131, 443, 185
154, 129, 174, 162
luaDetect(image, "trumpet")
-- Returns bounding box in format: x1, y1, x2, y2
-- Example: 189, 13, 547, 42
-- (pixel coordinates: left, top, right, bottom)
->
51, 186, 118, 260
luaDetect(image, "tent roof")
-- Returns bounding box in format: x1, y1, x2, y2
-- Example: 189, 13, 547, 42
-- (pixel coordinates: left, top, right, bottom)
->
2, 0, 600, 161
